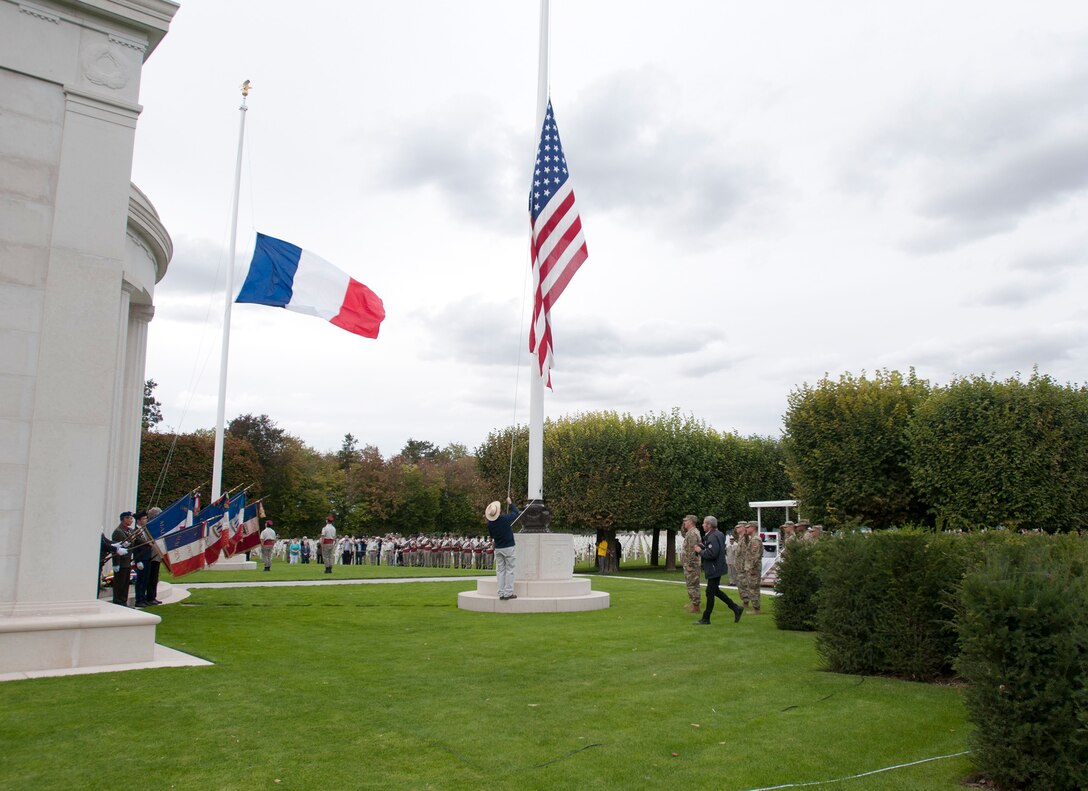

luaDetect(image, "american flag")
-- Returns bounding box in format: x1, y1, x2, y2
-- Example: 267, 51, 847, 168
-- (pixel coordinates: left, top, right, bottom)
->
529, 100, 587, 388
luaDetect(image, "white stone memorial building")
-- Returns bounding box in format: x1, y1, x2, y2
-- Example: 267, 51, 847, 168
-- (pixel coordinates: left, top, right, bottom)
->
0, 0, 190, 678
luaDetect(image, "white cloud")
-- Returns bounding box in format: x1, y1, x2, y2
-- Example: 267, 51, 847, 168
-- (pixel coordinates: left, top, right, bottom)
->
132, 1, 1088, 458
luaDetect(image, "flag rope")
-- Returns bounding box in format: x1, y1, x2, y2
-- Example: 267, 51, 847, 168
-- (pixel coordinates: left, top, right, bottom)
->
505, 232, 535, 500
147, 431, 180, 507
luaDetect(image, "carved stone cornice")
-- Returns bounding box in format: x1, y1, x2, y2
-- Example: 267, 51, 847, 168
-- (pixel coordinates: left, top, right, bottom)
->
18, 2, 60, 24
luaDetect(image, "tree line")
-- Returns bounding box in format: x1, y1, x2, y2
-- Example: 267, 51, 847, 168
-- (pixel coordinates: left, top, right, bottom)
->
138, 413, 489, 539
475, 410, 789, 567
139, 366, 1088, 547
783, 369, 1088, 532
138, 399, 789, 560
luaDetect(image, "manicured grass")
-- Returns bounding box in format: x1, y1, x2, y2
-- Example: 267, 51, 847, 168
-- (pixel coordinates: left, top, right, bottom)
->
0, 576, 972, 790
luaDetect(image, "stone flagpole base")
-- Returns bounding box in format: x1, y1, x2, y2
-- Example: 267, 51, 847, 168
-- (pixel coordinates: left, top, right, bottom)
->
457, 532, 609, 613
206, 554, 257, 571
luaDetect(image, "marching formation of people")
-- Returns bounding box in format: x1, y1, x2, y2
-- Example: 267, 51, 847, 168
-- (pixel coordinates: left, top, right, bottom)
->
257, 531, 500, 571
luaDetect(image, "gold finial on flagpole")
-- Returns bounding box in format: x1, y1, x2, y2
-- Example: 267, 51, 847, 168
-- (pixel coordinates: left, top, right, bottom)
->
241, 79, 252, 97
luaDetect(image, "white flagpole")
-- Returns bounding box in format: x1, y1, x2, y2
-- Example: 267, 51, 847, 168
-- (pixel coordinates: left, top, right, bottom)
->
212, 81, 250, 502
528, 1, 549, 504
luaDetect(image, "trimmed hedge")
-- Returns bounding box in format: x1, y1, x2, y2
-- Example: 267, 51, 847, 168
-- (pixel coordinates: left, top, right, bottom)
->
778, 529, 1087, 786
955, 534, 1088, 791
813, 530, 964, 680
773, 540, 825, 631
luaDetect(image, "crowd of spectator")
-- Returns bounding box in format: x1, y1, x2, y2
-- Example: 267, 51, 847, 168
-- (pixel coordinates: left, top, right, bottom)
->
264, 534, 496, 569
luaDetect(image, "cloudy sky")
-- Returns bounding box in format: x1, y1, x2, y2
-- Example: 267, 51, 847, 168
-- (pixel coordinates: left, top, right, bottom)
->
131, 1, 1088, 459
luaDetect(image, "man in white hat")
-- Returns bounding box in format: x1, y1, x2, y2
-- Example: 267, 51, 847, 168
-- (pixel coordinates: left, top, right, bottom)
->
484, 497, 520, 600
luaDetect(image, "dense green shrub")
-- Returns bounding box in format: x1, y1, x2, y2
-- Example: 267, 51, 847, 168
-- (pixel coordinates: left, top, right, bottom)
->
782, 370, 931, 528
956, 534, 1088, 791
782, 370, 1088, 533
773, 540, 825, 631
814, 530, 963, 680
908, 373, 1088, 532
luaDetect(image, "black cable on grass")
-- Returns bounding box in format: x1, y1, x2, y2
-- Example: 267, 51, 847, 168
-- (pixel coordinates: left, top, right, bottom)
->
526, 742, 605, 769
779, 676, 864, 712
416, 736, 606, 775
416, 736, 480, 769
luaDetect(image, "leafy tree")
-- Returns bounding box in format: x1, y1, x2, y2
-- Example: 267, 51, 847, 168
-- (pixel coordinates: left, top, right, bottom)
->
142, 379, 163, 431
734, 435, 791, 506
343, 444, 388, 533
475, 425, 529, 501
476, 412, 789, 567
269, 436, 337, 534
336, 445, 483, 536
400, 438, 439, 464
395, 461, 444, 533
138, 430, 262, 510
337, 433, 359, 470
227, 414, 299, 527
649, 411, 789, 567
782, 369, 931, 528
649, 411, 729, 568
436, 442, 470, 463
543, 412, 664, 572
438, 455, 488, 536
908, 372, 1088, 531
228, 414, 287, 467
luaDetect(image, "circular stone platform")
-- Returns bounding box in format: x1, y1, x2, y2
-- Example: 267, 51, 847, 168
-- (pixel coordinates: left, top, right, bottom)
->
457, 533, 610, 613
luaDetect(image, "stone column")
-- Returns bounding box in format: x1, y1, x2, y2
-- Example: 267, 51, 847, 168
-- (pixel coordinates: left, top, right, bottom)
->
104, 285, 134, 530
118, 302, 154, 516
0, 0, 190, 678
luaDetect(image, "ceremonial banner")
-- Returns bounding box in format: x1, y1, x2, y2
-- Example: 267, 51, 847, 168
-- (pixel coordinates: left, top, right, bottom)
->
224, 492, 246, 557
157, 522, 207, 577
197, 496, 230, 566
144, 490, 197, 540
232, 501, 263, 556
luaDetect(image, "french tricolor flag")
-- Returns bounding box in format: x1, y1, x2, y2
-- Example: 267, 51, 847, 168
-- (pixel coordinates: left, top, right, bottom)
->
236, 233, 386, 339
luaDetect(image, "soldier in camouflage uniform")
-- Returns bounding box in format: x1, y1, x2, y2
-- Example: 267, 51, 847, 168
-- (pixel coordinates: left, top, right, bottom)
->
781, 521, 798, 553
739, 522, 763, 613
726, 523, 742, 585
680, 515, 702, 613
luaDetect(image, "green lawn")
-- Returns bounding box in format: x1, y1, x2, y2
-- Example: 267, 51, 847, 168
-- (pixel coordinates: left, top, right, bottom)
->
163, 561, 485, 584
0, 575, 972, 790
